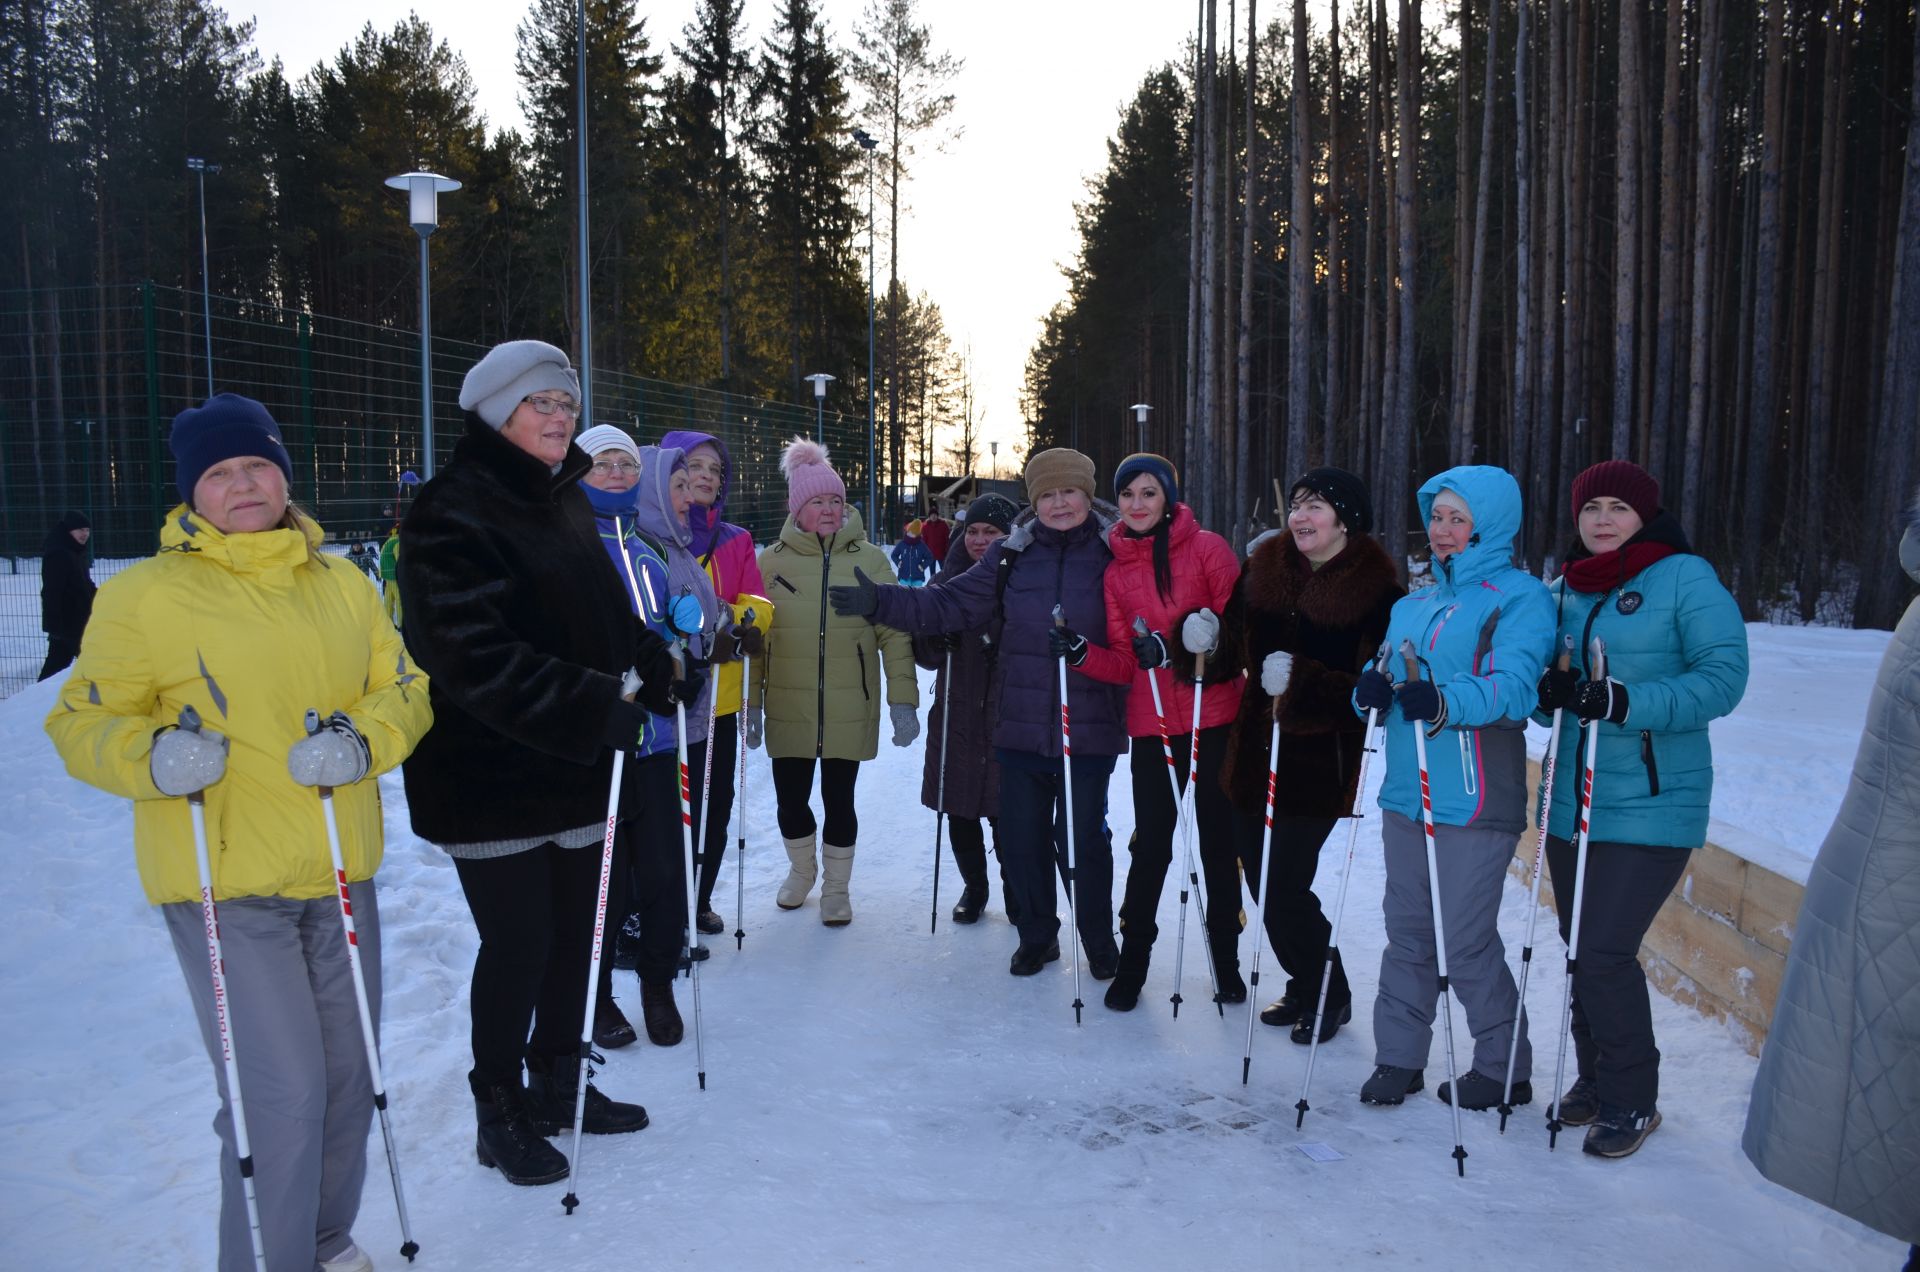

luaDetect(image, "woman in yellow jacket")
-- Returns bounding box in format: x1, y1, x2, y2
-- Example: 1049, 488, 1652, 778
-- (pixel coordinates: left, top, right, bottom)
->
45, 394, 432, 1272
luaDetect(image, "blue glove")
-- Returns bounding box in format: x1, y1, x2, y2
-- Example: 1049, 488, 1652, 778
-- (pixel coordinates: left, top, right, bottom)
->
1354, 667, 1395, 714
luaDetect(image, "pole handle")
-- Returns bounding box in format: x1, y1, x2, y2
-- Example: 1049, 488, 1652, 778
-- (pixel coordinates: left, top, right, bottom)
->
1398, 638, 1422, 684
1556, 632, 1575, 672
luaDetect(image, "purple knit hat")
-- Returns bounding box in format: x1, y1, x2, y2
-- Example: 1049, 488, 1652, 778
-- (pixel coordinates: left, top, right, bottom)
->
780, 437, 846, 516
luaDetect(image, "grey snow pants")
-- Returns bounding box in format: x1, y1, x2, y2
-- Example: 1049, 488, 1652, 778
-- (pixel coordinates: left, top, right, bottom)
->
1372, 811, 1531, 1082
164, 884, 379, 1272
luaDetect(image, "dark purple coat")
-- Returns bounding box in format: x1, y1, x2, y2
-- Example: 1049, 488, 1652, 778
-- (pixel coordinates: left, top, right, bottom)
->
872, 508, 1128, 759
914, 536, 1001, 820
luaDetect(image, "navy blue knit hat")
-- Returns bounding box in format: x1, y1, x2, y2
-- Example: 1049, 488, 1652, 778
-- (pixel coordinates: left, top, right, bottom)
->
963, 493, 1020, 533
1113, 453, 1180, 508
170, 393, 293, 506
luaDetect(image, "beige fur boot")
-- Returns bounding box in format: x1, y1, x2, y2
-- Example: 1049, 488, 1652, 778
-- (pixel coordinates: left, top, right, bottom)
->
819, 843, 856, 926
776, 834, 818, 910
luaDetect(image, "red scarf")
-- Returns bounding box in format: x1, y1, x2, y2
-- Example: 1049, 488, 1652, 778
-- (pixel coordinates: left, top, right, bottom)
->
1563, 540, 1679, 595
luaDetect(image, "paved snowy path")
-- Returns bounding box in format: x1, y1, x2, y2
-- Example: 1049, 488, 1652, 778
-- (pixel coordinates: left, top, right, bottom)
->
0, 667, 1904, 1270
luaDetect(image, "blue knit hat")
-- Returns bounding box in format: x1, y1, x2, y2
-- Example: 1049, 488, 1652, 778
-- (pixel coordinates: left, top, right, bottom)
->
170, 393, 293, 506
1113, 452, 1180, 508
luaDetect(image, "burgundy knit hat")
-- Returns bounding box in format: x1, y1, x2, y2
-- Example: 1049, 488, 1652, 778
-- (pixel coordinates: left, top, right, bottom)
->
1571, 460, 1661, 524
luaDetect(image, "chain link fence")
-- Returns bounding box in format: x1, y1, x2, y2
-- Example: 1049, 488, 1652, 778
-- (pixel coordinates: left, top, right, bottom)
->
1, 283, 876, 696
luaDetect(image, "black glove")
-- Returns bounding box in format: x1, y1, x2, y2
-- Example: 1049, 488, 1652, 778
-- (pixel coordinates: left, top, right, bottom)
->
1355, 667, 1395, 713
671, 657, 709, 709
1130, 627, 1170, 671
1397, 679, 1443, 723
636, 631, 677, 694
828, 566, 880, 619
1537, 665, 1579, 712
602, 697, 651, 747
1571, 677, 1630, 725
1048, 625, 1089, 667
928, 632, 962, 653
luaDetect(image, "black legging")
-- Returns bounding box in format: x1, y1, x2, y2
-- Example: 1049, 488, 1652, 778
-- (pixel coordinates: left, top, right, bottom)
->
453, 842, 599, 1087
1235, 810, 1349, 1007
1118, 725, 1242, 958
695, 713, 741, 912
770, 756, 861, 845
599, 752, 687, 993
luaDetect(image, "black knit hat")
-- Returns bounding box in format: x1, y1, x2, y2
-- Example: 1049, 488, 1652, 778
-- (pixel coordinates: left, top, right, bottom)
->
1289, 466, 1373, 536
963, 493, 1020, 533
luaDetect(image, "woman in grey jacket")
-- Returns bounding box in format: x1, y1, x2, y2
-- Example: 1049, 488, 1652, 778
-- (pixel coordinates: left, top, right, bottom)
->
1743, 508, 1920, 1268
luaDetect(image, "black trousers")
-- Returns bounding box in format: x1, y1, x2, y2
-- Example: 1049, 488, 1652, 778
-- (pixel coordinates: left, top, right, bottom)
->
602, 752, 688, 991
695, 713, 742, 911
996, 752, 1117, 957
1236, 810, 1349, 1007
1119, 726, 1243, 961
1544, 833, 1690, 1112
38, 633, 80, 681
453, 842, 600, 1087
770, 755, 861, 845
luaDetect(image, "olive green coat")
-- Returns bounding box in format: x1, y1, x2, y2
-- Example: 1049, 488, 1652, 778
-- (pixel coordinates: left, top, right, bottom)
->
757, 508, 918, 760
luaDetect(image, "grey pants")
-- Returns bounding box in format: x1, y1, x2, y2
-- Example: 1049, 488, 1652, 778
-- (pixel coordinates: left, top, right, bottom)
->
164, 884, 379, 1272
1373, 811, 1530, 1081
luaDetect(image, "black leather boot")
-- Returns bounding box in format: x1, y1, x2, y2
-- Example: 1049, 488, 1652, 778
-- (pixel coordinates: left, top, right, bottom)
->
524, 1052, 649, 1136
473, 1078, 569, 1186
949, 837, 990, 924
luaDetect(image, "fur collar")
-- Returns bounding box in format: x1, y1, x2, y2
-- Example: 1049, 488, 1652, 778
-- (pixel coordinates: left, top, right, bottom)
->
1243, 530, 1401, 629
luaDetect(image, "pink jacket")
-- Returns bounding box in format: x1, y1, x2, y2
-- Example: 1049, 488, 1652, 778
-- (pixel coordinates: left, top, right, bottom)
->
1081, 503, 1244, 738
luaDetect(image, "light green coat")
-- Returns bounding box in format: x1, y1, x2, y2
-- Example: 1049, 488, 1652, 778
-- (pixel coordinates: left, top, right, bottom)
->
757, 509, 918, 760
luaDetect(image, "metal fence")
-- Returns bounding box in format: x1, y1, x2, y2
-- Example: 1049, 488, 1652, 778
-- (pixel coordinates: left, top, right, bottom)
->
1, 283, 876, 696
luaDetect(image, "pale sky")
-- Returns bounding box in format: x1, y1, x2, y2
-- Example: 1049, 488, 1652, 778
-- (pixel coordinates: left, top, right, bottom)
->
241, 0, 1207, 470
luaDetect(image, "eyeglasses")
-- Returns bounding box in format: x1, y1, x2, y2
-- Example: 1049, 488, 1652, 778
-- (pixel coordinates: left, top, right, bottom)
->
590, 460, 640, 476
522, 395, 581, 418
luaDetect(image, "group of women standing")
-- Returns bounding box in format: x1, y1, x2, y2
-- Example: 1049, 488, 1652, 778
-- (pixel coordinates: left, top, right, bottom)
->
42, 326, 1756, 1267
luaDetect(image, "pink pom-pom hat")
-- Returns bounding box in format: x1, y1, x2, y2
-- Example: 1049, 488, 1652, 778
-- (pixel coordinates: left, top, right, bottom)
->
780, 436, 847, 516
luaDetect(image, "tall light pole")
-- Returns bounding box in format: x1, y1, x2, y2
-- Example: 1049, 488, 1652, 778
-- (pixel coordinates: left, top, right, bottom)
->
1130, 403, 1153, 456
989, 440, 998, 481
185, 157, 221, 397
853, 127, 879, 531
803, 374, 835, 447
575, 0, 593, 429
385, 171, 461, 478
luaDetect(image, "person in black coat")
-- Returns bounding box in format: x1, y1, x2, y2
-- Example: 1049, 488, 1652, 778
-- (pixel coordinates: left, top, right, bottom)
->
39, 511, 96, 680
1217, 468, 1402, 1044
398, 340, 690, 1188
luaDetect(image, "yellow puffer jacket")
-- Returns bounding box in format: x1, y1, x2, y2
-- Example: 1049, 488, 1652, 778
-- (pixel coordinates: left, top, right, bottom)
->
44, 507, 432, 905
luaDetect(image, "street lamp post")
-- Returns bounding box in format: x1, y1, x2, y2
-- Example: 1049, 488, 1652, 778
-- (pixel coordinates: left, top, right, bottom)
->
804, 373, 835, 446
853, 128, 879, 532
989, 440, 998, 482
385, 172, 461, 479
1130, 403, 1153, 456
185, 157, 221, 397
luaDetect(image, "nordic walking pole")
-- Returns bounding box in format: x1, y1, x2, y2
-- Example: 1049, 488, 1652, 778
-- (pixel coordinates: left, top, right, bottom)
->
1547, 636, 1610, 1150
734, 608, 756, 950
177, 706, 267, 1272
1132, 617, 1221, 1017
929, 642, 954, 934
1403, 638, 1471, 1178
1295, 648, 1390, 1126
305, 710, 419, 1259
669, 619, 710, 1091
1174, 645, 1224, 1015
561, 670, 636, 1216
1500, 633, 1576, 1133
1241, 714, 1282, 1083
692, 634, 722, 946
1052, 605, 1086, 1026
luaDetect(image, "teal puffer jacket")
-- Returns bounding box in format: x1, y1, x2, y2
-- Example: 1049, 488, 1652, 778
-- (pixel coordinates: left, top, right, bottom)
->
1537, 549, 1749, 849
1371, 466, 1557, 834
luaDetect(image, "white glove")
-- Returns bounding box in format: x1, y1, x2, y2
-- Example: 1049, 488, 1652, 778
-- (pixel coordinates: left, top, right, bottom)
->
151, 719, 228, 796
1261, 651, 1294, 698
288, 711, 372, 788
1181, 608, 1220, 656
890, 704, 920, 748
742, 705, 764, 750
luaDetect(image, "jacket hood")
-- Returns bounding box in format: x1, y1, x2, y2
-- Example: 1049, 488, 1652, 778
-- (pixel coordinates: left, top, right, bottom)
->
1416, 465, 1523, 588
659, 429, 732, 554
776, 505, 870, 556
44, 511, 91, 555
632, 445, 692, 550
1106, 501, 1198, 563
1000, 499, 1121, 556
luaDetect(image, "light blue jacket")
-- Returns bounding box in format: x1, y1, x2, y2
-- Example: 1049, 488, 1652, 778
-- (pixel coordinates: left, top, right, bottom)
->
584, 482, 677, 760
1537, 548, 1748, 848
1369, 466, 1556, 834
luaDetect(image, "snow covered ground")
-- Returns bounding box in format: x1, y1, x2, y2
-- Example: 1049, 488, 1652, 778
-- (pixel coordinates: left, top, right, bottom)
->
0, 636, 1907, 1270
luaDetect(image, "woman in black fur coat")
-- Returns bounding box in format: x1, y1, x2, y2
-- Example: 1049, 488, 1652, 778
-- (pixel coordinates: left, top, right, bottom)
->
1218, 468, 1402, 1044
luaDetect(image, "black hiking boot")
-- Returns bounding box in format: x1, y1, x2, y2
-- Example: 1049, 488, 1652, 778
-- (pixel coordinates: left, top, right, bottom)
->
1554, 1076, 1600, 1126
1103, 940, 1150, 1011
1291, 1000, 1352, 1045
1009, 940, 1061, 976
950, 884, 989, 924
1359, 1064, 1426, 1106
1259, 995, 1305, 1027
640, 979, 684, 1047
1583, 1105, 1661, 1158
473, 1080, 569, 1186
524, 1053, 649, 1137
592, 998, 637, 1050
1438, 1068, 1532, 1110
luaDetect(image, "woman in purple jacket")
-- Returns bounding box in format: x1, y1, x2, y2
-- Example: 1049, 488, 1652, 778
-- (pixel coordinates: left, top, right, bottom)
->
833, 450, 1128, 979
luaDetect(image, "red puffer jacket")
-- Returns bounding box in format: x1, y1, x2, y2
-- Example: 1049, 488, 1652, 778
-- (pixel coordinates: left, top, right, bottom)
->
1079, 503, 1244, 738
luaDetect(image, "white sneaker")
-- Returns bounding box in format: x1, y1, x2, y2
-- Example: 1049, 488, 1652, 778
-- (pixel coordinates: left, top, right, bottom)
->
320, 1242, 374, 1272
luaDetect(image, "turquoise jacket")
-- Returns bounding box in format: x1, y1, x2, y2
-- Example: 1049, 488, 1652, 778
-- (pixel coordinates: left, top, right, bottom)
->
586, 491, 677, 761
1369, 466, 1556, 834
1537, 547, 1748, 849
